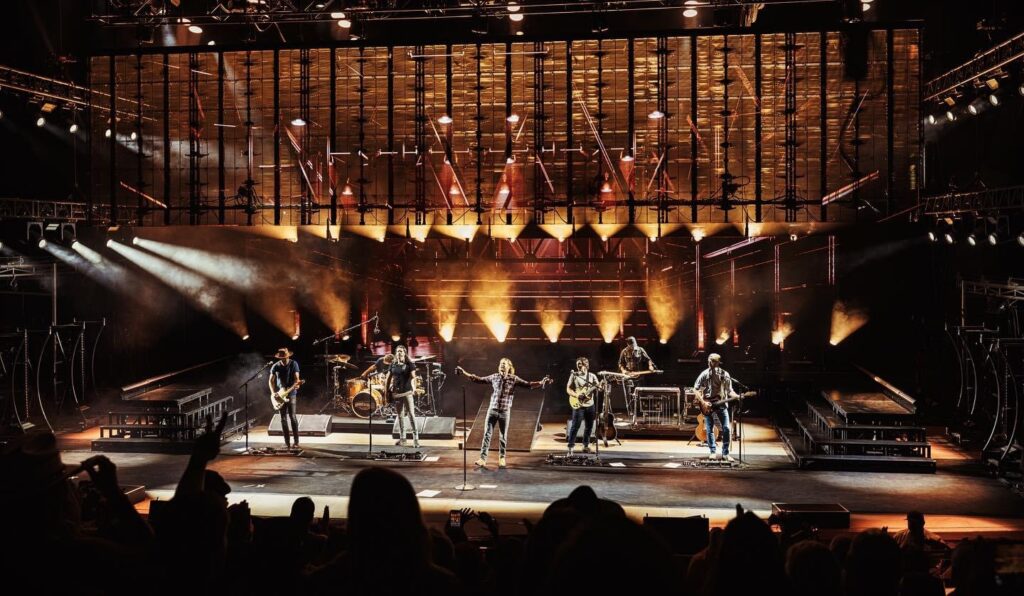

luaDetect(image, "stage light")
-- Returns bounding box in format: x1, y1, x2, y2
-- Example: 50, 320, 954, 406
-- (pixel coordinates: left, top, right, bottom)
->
449, 181, 460, 196
659, 338, 667, 344
438, 115, 453, 125
987, 232, 998, 245
105, 128, 112, 138
861, 2, 871, 11
943, 232, 954, 244
131, 237, 140, 246
648, 110, 665, 120
391, 334, 401, 342
291, 117, 306, 126
71, 241, 103, 265
337, 18, 352, 28
330, 11, 346, 19
1018, 233, 1024, 247
207, 40, 215, 46
187, 24, 203, 34
789, 233, 798, 241
341, 181, 354, 196
620, 153, 634, 163
37, 239, 47, 249
601, 236, 608, 242
509, 14, 524, 23
507, 2, 520, 12
967, 103, 979, 115
538, 299, 566, 344
130, 131, 137, 141
649, 236, 658, 243
830, 301, 868, 346
1018, 83, 1024, 96
292, 334, 300, 340
771, 324, 793, 346
341, 334, 351, 341
106, 239, 114, 248
945, 110, 955, 122
36, 116, 45, 127
594, 296, 633, 344
683, 9, 698, 18
600, 179, 613, 194
515, 30, 524, 36
967, 233, 977, 246
989, 93, 1000, 106
69, 123, 78, 133
648, 278, 681, 344
506, 113, 520, 124
716, 330, 730, 345
926, 114, 936, 125
241, 334, 250, 341
927, 231, 937, 242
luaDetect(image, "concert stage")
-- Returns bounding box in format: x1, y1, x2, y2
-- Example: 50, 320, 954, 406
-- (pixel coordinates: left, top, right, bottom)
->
57, 416, 1024, 540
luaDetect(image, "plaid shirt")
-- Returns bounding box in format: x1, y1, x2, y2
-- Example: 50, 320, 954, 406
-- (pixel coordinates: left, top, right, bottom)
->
694, 367, 733, 408
474, 373, 531, 412
618, 347, 653, 373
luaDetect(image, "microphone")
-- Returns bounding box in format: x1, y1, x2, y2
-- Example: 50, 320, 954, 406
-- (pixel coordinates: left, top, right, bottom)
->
373, 312, 380, 335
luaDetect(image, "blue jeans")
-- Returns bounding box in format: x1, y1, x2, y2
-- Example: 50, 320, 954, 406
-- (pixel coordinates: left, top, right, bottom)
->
705, 407, 730, 455
567, 405, 595, 450
480, 408, 509, 458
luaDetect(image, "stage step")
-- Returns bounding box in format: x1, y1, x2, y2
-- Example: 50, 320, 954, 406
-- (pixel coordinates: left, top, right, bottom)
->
784, 413, 935, 472
805, 401, 926, 441
778, 425, 936, 472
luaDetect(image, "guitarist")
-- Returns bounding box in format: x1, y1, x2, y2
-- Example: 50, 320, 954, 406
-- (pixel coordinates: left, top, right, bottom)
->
269, 347, 302, 451
693, 353, 734, 462
566, 357, 600, 455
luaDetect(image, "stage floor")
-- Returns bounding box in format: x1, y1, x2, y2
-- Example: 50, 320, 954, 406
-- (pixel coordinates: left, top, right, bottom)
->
59, 417, 1024, 538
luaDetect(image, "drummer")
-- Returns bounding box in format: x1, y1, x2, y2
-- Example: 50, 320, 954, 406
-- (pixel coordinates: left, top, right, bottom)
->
358, 352, 395, 383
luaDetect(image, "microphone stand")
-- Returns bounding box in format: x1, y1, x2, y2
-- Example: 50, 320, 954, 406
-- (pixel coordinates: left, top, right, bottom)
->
455, 386, 474, 491
729, 377, 754, 465
238, 360, 275, 454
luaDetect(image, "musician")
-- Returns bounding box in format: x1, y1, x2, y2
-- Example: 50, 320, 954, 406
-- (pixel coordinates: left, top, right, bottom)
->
693, 353, 734, 462
618, 336, 657, 375
362, 348, 419, 448
269, 347, 302, 451
456, 358, 552, 469
566, 357, 600, 455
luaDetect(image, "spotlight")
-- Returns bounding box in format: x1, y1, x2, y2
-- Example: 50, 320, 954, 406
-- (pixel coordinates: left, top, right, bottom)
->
1018, 233, 1024, 247
241, 334, 251, 341
131, 237, 140, 246
506, 113, 520, 124
945, 110, 955, 122
515, 30, 524, 36
391, 334, 401, 342
106, 239, 114, 248
38, 239, 47, 249
438, 115, 453, 125
337, 18, 351, 28
207, 40, 215, 46
69, 123, 78, 133
130, 131, 137, 141
943, 232, 954, 244
105, 128, 112, 138
330, 11, 346, 19
507, 1, 520, 12
509, 13, 524, 23
36, 116, 45, 127
789, 233, 798, 241
967, 103, 980, 115
987, 232, 998, 245
927, 231, 936, 242
291, 117, 306, 126
620, 153, 634, 163
989, 94, 1000, 106
861, 2, 871, 11
648, 110, 665, 120
926, 114, 936, 125
341, 334, 350, 341
188, 25, 203, 34
659, 338, 668, 344
1018, 82, 1024, 96
291, 334, 300, 340
966, 233, 977, 246
683, 8, 698, 18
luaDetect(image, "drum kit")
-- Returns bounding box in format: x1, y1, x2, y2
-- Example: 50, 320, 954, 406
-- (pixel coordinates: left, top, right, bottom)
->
319, 353, 445, 419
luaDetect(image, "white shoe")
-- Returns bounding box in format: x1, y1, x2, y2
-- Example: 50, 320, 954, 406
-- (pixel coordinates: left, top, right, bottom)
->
725, 455, 735, 463
709, 452, 720, 460
498, 456, 507, 468
474, 458, 487, 468
567, 447, 574, 456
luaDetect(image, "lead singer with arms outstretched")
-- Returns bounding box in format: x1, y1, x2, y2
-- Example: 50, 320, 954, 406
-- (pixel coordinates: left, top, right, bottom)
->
456, 358, 552, 469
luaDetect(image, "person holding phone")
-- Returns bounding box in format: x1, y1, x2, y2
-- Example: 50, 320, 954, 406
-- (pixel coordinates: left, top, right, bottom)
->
456, 358, 552, 469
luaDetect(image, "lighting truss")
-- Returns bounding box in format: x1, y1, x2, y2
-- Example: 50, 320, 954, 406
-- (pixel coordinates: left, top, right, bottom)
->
924, 31, 1024, 103
922, 185, 1024, 217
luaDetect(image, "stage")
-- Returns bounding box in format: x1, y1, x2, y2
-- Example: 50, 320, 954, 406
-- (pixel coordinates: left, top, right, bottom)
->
59, 416, 1024, 539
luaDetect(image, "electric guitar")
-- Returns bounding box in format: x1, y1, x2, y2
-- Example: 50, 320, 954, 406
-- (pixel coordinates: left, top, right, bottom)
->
270, 379, 306, 411
568, 379, 602, 410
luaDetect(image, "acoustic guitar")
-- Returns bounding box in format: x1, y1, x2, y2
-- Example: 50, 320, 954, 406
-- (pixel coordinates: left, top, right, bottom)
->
693, 390, 756, 443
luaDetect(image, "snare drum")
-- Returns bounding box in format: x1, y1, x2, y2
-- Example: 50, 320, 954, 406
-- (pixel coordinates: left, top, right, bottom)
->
350, 388, 384, 419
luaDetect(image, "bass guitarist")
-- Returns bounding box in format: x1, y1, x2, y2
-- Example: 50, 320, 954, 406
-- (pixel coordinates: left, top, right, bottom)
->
566, 357, 601, 455
693, 353, 735, 462
269, 347, 302, 451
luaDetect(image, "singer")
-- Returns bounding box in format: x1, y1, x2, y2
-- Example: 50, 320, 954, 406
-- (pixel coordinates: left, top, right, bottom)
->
456, 359, 552, 469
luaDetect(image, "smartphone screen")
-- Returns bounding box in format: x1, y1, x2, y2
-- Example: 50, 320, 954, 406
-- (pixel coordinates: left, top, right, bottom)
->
449, 510, 462, 528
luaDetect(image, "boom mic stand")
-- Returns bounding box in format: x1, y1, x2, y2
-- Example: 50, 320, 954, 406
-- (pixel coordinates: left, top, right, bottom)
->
238, 360, 275, 454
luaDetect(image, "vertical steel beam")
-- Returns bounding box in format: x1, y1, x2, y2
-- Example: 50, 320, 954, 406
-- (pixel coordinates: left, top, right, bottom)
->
690, 37, 698, 222
886, 29, 895, 216
108, 56, 117, 224
298, 49, 311, 225
273, 49, 281, 225
719, 35, 734, 219
135, 53, 144, 225
820, 32, 828, 222
188, 52, 201, 225
566, 42, 574, 224
387, 47, 396, 224
533, 41, 546, 220
413, 45, 426, 225
627, 38, 636, 224
695, 242, 704, 350
217, 52, 226, 224
783, 33, 798, 222
330, 47, 338, 225
754, 34, 763, 223
162, 54, 170, 225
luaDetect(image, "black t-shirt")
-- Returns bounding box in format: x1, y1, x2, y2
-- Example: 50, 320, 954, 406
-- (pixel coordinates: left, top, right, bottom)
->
270, 359, 300, 394
377, 357, 415, 394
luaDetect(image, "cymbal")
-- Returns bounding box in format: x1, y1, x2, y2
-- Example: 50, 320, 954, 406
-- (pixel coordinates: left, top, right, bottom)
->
316, 354, 352, 363
333, 361, 358, 370
411, 355, 436, 362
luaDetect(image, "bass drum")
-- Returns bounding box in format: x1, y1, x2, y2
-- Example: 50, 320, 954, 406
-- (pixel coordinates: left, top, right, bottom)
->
350, 388, 384, 419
